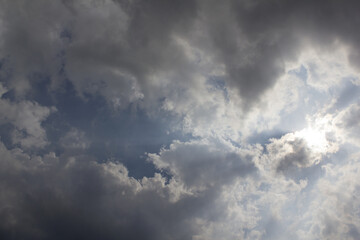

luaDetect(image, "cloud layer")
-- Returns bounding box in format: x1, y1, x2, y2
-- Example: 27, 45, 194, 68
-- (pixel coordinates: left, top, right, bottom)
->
1, 0, 360, 239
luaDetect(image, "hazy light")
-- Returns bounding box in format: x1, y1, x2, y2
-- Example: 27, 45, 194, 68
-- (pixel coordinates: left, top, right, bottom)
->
296, 127, 327, 153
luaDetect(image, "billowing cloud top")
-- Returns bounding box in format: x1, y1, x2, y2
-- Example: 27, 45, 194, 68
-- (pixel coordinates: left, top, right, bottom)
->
1, 0, 360, 239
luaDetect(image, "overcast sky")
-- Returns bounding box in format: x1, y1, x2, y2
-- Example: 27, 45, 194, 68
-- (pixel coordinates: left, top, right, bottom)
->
1, 0, 360, 239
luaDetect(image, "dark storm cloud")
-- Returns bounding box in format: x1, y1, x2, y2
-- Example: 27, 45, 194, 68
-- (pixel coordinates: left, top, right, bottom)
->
63, 0, 200, 107
1, 0, 360, 107
203, 0, 360, 107
0, 143, 199, 240
0, 0, 199, 107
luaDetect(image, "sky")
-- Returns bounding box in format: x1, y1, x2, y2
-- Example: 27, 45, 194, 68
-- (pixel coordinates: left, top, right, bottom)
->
1, 0, 360, 239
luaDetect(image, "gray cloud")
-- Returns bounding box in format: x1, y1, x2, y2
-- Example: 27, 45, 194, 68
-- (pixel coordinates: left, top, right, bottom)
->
0, 142, 200, 240
0, 86, 55, 148
0, 138, 263, 240
148, 139, 257, 191
200, 0, 360, 108
264, 134, 315, 176
1, 0, 359, 109
275, 139, 312, 174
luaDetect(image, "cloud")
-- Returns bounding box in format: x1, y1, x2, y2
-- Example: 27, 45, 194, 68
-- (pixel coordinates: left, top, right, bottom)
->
0, 0, 70, 95
299, 46, 359, 91
0, 85, 55, 148
0, 136, 311, 240
148, 139, 257, 191
0, 137, 264, 240
1, 0, 360, 138
0, 141, 198, 240
297, 158, 360, 239
59, 127, 89, 150
1, 0, 359, 109
336, 102, 360, 144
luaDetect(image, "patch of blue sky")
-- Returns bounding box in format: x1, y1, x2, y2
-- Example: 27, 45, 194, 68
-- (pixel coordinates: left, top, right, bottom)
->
288, 64, 308, 80
332, 79, 360, 111
0, 123, 15, 149
20, 77, 186, 178
206, 76, 230, 102
0, 57, 14, 91
59, 28, 72, 42
275, 67, 351, 132
246, 129, 289, 146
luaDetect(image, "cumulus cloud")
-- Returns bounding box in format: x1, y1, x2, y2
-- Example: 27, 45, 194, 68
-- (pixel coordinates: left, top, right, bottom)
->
148, 139, 257, 191
0, 135, 312, 240
0, 141, 196, 240
0, 84, 55, 148
0, 138, 263, 240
